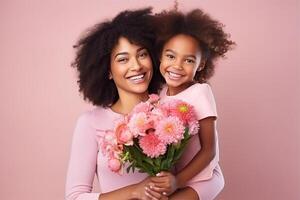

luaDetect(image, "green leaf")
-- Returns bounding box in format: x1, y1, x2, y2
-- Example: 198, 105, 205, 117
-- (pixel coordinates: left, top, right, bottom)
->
143, 156, 154, 166
166, 144, 176, 166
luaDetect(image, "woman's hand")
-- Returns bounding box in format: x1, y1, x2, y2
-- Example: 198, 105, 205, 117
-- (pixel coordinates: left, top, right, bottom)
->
148, 171, 178, 196
133, 177, 169, 200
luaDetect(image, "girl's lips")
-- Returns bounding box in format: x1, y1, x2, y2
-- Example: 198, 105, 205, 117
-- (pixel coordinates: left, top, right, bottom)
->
167, 71, 183, 80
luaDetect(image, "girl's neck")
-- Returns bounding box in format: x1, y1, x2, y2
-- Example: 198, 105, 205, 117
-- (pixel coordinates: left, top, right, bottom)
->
111, 92, 149, 115
167, 82, 194, 96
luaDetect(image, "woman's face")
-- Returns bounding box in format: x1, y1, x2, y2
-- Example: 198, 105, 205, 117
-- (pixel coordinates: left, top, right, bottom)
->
160, 34, 202, 93
110, 37, 153, 96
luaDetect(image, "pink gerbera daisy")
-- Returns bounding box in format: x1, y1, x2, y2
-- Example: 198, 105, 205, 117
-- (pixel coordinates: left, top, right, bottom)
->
139, 131, 167, 158
156, 116, 185, 144
168, 100, 197, 124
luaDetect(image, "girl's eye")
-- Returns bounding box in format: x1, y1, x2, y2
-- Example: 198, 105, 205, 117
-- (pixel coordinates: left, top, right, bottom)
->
185, 59, 195, 64
166, 54, 175, 59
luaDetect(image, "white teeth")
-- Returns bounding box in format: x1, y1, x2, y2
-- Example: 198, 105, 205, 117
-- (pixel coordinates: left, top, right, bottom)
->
129, 74, 144, 80
168, 72, 182, 78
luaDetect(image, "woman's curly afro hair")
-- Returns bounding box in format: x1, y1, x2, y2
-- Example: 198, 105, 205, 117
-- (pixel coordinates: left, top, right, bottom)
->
71, 8, 161, 107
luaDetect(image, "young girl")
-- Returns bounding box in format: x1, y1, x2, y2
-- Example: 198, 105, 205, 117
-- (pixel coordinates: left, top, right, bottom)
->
147, 9, 235, 200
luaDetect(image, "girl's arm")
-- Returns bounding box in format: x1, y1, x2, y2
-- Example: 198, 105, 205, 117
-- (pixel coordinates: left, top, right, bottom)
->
175, 116, 217, 187
149, 116, 216, 195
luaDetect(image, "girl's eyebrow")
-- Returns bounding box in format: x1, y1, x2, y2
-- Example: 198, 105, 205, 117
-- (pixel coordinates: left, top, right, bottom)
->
165, 49, 176, 54
165, 49, 196, 59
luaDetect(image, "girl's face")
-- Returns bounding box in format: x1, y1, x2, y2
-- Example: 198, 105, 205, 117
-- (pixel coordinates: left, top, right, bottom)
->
160, 34, 202, 94
110, 37, 153, 96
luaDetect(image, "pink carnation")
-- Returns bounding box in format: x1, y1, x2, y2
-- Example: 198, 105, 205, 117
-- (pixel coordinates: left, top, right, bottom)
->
156, 116, 185, 144
148, 107, 165, 127
128, 112, 153, 137
96, 130, 118, 156
139, 131, 167, 158
148, 94, 160, 103
188, 120, 200, 135
131, 102, 151, 113
115, 122, 133, 145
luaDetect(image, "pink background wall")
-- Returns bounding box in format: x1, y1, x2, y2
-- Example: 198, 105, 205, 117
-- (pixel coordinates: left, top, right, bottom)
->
0, 0, 299, 199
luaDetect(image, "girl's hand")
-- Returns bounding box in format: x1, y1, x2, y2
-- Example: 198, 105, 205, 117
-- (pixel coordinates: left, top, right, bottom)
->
148, 171, 178, 196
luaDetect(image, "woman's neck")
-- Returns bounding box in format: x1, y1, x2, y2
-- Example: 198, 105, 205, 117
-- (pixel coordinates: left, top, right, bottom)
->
111, 92, 149, 115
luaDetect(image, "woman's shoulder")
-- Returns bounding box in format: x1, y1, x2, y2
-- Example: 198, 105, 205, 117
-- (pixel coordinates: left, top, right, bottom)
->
78, 106, 106, 120
76, 107, 118, 129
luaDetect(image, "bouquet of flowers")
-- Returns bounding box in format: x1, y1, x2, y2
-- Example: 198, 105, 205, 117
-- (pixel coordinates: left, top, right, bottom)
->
97, 94, 199, 176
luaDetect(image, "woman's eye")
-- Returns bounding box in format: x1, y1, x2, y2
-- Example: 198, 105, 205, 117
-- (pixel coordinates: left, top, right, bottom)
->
138, 51, 148, 58
117, 57, 128, 63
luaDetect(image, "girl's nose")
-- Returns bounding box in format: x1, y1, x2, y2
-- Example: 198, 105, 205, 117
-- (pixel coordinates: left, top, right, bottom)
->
173, 59, 184, 70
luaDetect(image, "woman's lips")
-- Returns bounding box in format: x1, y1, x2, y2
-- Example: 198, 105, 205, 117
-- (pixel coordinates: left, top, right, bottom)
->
127, 73, 146, 84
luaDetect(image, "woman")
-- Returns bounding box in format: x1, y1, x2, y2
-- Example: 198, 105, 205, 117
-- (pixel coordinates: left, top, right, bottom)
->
65, 8, 165, 200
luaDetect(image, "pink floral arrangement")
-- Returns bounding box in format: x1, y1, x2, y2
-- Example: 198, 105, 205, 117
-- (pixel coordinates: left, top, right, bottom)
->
97, 94, 199, 175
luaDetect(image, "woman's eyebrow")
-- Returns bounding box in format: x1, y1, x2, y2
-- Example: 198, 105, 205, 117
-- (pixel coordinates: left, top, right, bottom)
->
136, 47, 146, 52
114, 52, 128, 58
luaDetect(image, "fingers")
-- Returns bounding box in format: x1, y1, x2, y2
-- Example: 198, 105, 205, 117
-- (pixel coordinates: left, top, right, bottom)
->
151, 171, 173, 183
150, 177, 173, 189
150, 175, 170, 183
156, 171, 169, 177
147, 171, 177, 197
150, 183, 171, 191
151, 185, 169, 193
146, 185, 171, 197
145, 186, 163, 200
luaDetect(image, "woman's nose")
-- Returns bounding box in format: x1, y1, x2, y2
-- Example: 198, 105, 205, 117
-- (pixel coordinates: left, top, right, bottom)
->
130, 58, 142, 71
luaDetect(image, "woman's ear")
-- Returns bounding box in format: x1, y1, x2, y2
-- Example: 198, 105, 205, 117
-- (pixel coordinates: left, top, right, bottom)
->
108, 72, 113, 80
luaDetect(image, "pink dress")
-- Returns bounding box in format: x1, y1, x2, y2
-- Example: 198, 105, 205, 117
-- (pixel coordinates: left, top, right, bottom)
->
65, 107, 148, 200
159, 83, 224, 200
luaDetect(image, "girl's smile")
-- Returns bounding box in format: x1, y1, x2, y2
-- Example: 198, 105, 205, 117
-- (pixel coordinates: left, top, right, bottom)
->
160, 34, 202, 95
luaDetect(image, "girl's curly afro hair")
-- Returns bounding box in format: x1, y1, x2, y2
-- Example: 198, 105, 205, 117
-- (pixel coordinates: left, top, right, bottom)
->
153, 8, 235, 83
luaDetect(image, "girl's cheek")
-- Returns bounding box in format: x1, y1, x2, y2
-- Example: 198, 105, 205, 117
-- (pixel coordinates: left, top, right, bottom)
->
161, 59, 171, 68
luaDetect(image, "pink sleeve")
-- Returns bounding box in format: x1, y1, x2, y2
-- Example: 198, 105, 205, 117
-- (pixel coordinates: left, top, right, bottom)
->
65, 112, 100, 200
193, 84, 218, 120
